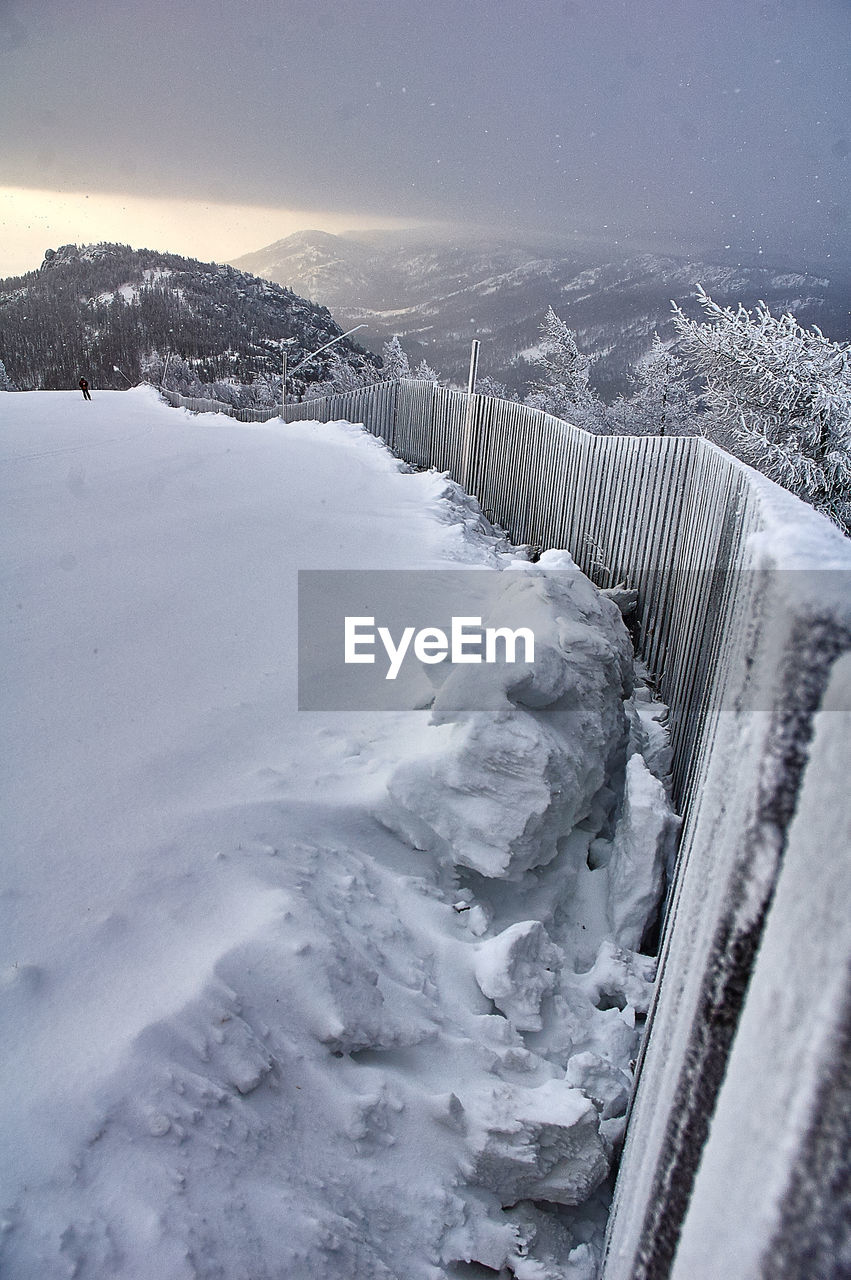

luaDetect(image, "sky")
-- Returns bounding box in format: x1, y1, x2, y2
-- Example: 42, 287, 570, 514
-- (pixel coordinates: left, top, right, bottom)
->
0, 0, 849, 277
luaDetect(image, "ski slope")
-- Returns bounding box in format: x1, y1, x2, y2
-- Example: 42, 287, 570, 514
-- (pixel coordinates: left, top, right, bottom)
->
0, 388, 675, 1279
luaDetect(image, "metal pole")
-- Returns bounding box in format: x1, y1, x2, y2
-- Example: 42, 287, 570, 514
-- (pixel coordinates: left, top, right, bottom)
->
467, 339, 480, 398
281, 346, 287, 419
460, 339, 481, 490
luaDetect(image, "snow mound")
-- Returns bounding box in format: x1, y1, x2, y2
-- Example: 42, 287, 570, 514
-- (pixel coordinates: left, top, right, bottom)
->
0, 390, 676, 1280
380, 555, 634, 879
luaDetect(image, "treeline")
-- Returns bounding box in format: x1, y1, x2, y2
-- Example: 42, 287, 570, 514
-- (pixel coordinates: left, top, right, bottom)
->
2, 245, 848, 534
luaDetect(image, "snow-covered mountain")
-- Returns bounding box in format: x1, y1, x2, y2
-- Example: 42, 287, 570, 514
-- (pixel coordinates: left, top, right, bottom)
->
0, 242, 380, 393
233, 229, 851, 396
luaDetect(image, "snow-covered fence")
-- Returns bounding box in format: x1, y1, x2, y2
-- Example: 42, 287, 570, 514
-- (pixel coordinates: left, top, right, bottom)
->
158, 387, 282, 422
161, 376, 851, 1277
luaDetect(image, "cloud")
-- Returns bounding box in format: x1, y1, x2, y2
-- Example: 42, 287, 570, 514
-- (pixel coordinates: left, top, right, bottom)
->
0, 186, 416, 277
0, 0, 848, 266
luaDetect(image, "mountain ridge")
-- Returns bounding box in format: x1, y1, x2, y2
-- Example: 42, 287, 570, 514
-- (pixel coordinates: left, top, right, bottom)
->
232, 230, 851, 397
0, 242, 380, 394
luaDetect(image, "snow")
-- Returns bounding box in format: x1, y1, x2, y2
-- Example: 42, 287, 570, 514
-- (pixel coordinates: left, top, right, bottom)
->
93, 271, 174, 306
604, 754, 678, 951
95, 282, 138, 304
0, 387, 674, 1279
519, 341, 546, 361
474, 922, 561, 1032
671, 652, 851, 1279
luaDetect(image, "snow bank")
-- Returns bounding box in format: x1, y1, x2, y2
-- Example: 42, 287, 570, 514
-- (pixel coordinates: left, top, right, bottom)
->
0, 389, 675, 1279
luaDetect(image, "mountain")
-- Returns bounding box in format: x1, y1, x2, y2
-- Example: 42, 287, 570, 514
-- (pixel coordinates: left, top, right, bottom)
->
232, 229, 851, 398
0, 242, 380, 395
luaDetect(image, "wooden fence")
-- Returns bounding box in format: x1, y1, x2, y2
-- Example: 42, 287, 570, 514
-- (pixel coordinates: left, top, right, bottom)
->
161, 378, 851, 1279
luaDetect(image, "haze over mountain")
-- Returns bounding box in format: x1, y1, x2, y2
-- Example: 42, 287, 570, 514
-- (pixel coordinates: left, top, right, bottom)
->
233, 229, 851, 397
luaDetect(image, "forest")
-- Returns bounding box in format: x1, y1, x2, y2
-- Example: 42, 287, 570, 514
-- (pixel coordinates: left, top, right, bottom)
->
0, 242, 380, 399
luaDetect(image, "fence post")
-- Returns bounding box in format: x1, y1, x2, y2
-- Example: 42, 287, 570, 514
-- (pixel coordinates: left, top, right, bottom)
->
391, 379, 399, 452
460, 340, 481, 490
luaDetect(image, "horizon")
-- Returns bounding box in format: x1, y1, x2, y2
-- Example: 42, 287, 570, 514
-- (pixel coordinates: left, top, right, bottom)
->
0, 184, 425, 280
1, 212, 845, 286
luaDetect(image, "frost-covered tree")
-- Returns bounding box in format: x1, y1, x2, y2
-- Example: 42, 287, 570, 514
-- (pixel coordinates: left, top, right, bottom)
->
381, 335, 413, 381
139, 349, 165, 385
249, 373, 277, 408
413, 357, 441, 383
476, 374, 520, 402
607, 335, 699, 436
0, 357, 17, 391
673, 287, 851, 532
164, 355, 205, 398
526, 306, 606, 431
211, 381, 242, 409
304, 353, 377, 400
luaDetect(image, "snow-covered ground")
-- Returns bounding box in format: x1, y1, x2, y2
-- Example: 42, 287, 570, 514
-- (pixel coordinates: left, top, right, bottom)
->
0, 388, 675, 1279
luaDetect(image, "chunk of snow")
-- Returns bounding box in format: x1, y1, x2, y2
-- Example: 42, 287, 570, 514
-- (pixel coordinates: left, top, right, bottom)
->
607, 753, 680, 949
466, 1080, 610, 1207
474, 921, 561, 1031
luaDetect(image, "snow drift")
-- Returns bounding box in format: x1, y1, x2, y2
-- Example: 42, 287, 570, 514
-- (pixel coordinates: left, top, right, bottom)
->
0, 388, 675, 1279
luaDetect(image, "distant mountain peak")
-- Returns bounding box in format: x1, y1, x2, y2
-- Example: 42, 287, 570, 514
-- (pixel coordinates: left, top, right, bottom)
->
282, 229, 342, 246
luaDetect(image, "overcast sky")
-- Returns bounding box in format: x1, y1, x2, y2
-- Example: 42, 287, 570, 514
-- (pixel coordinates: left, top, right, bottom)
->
0, 0, 849, 275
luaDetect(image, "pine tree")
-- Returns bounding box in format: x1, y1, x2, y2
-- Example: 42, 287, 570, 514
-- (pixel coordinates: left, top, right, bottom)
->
526, 306, 605, 431
476, 375, 520, 402
381, 335, 412, 381
673, 287, 851, 532
0, 357, 16, 391
607, 335, 698, 436
413, 357, 441, 383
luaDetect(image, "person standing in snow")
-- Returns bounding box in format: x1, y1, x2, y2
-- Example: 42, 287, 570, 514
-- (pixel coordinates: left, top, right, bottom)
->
79, 377, 91, 400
